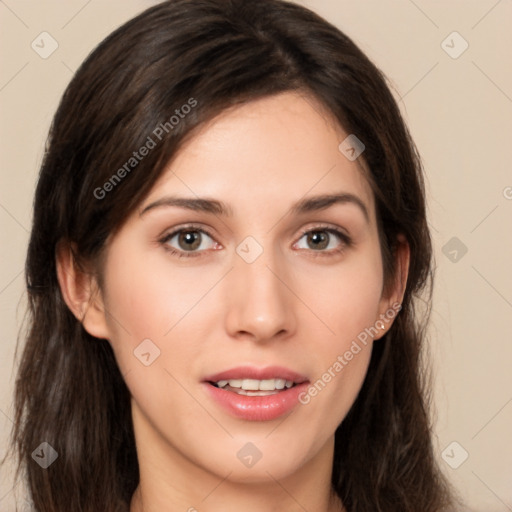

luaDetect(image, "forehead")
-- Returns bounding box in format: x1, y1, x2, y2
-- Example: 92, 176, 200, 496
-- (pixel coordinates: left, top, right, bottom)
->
140, 91, 375, 222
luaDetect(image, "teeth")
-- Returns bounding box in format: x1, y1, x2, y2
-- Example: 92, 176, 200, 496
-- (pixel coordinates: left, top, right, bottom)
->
241, 379, 260, 390
274, 378, 286, 390
213, 378, 296, 391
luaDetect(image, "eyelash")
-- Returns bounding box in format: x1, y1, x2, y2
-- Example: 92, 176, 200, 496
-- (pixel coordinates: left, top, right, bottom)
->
158, 223, 352, 259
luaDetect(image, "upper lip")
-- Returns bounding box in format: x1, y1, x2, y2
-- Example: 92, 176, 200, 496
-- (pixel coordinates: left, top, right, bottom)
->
203, 365, 308, 384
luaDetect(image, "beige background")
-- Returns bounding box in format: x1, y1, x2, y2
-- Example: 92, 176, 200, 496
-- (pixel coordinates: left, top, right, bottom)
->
1, 1, 511, 510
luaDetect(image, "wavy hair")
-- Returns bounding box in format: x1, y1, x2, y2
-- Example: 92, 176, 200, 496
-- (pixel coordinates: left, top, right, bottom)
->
4, 0, 452, 510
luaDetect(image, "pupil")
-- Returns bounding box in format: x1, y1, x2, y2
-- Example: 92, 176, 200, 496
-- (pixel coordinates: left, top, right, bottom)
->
309, 231, 328, 250
179, 231, 201, 250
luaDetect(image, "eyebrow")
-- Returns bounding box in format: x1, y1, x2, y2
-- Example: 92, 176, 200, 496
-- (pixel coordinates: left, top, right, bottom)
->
140, 192, 369, 222
290, 193, 369, 222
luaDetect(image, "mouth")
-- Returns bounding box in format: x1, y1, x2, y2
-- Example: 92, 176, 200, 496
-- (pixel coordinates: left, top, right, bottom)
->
208, 378, 299, 396
202, 366, 309, 421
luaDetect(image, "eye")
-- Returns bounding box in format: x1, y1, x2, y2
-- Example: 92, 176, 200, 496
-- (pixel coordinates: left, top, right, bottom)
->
160, 226, 219, 257
294, 227, 351, 254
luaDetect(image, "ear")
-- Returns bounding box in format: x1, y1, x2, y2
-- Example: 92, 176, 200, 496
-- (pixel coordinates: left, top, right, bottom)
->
55, 241, 110, 340
374, 234, 410, 339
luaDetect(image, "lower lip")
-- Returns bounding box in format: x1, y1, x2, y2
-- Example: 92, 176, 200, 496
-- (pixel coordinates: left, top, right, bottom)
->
203, 382, 309, 421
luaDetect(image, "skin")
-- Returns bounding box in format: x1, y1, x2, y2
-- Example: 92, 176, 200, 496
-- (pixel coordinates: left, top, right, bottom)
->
57, 91, 408, 512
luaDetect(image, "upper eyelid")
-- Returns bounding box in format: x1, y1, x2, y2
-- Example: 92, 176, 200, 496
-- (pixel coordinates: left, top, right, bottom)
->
297, 222, 350, 237
161, 224, 216, 241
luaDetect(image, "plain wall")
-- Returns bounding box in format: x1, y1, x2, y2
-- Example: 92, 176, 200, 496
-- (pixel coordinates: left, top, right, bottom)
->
1, 1, 511, 510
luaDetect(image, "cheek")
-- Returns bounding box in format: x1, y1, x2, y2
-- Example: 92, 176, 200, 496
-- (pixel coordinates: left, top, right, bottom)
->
295, 244, 383, 421
300, 242, 384, 344
99, 254, 217, 451
100, 247, 219, 372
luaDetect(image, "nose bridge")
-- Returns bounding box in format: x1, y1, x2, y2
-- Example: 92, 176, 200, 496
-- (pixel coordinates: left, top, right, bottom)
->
224, 239, 296, 341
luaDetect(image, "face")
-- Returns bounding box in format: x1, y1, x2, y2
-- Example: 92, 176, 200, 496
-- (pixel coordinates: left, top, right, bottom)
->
91, 92, 399, 486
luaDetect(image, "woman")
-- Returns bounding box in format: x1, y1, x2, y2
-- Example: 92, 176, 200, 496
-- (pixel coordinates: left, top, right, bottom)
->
6, 0, 453, 510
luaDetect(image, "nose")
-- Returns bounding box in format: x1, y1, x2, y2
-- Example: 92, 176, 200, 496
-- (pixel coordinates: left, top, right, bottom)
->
224, 247, 297, 343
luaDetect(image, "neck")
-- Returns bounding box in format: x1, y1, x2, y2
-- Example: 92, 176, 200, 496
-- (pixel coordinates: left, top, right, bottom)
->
130, 482, 344, 512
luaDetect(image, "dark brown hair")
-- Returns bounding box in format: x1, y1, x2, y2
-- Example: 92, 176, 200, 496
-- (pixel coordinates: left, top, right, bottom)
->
4, 0, 453, 510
